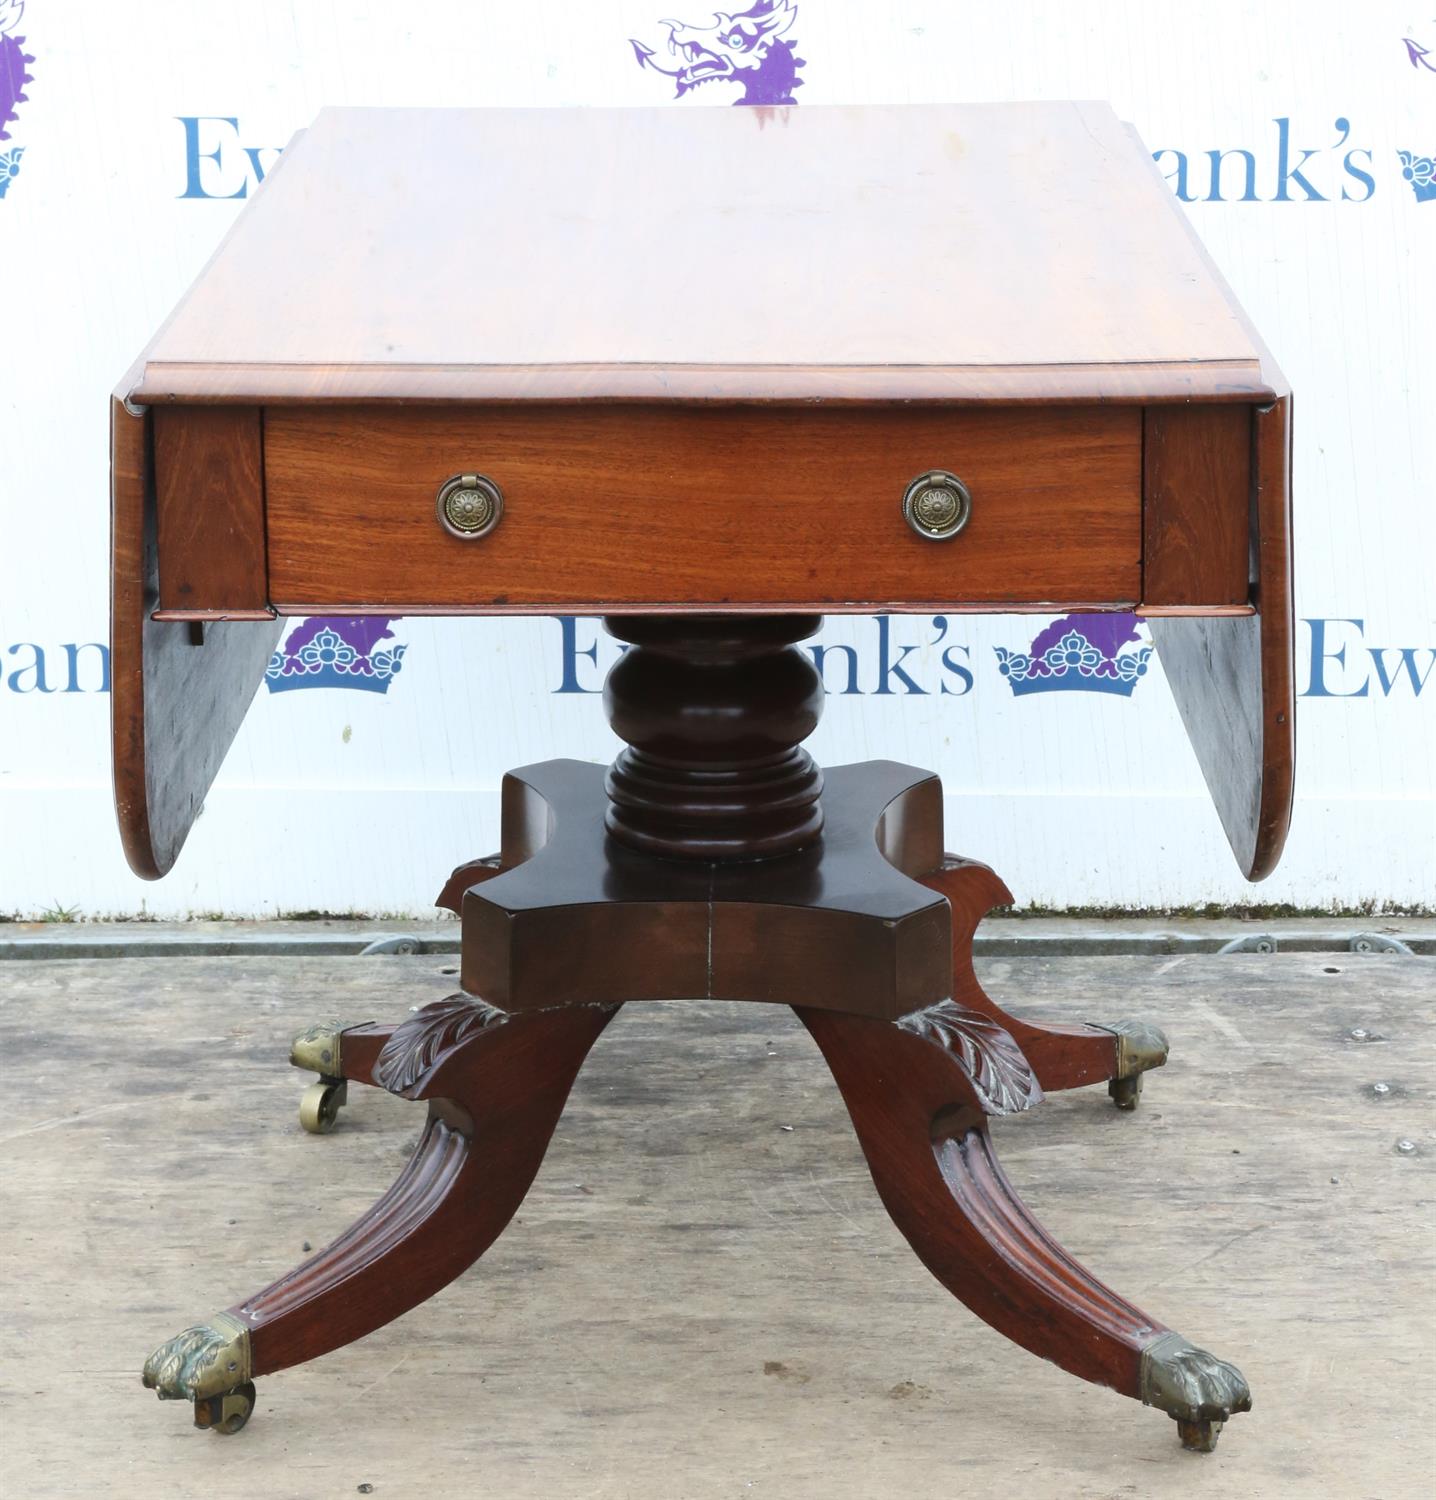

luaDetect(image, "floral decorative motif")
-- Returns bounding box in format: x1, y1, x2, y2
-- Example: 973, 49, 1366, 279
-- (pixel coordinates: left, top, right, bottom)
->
265, 617, 407, 694
374, 996, 507, 1094
1397, 149, 1436, 203
1047, 630, 1102, 675
302, 628, 356, 671
444, 488, 494, 531
915, 487, 960, 529
0, 143, 21, 197
995, 614, 1154, 698
896, 1000, 1043, 1116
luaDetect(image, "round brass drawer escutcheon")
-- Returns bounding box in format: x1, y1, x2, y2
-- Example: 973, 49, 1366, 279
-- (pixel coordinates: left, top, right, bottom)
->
902, 470, 972, 541
436, 473, 504, 540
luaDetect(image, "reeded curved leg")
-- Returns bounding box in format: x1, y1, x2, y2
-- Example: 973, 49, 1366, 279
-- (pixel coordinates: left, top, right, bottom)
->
795, 1000, 1250, 1450
143, 996, 619, 1431
920, 857, 1169, 1104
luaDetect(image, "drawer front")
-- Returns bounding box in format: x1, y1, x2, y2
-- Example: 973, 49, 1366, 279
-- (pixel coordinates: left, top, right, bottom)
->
264, 405, 1141, 611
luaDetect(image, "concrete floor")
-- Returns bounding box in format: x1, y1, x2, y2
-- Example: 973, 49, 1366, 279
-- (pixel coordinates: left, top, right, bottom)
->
1, 952, 1432, 1499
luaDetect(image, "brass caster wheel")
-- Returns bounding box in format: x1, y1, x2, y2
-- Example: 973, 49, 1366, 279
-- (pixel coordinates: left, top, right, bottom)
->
1097, 1019, 1168, 1110
195, 1380, 256, 1435
1108, 1073, 1143, 1110
1176, 1416, 1224, 1453
299, 1078, 348, 1134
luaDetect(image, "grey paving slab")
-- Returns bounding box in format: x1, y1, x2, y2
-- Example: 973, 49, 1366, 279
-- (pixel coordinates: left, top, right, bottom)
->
0, 953, 1432, 1499
3, 914, 1434, 959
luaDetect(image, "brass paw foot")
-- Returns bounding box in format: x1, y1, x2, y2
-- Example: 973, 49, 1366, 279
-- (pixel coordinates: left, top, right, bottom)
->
290, 1020, 347, 1077
141, 1313, 256, 1434
1097, 1019, 1169, 1109
1139, 1331, 1251, 1452
291, 1022, 350, 1133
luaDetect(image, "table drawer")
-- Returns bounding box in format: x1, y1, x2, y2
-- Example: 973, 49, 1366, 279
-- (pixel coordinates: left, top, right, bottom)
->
264, 405, 1141, 612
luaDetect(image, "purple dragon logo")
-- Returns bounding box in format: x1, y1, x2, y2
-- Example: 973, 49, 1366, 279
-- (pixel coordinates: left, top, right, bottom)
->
265, 617, 407, 695
1403, 37, 1436, 73
631, 0, 804, 106
994, 614, 1154, 699
0, 0, 33, 198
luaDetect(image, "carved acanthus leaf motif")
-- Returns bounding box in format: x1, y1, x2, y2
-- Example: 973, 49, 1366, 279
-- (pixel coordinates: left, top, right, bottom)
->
896, 1000, 1042, 1115
374, 995, 507, 1094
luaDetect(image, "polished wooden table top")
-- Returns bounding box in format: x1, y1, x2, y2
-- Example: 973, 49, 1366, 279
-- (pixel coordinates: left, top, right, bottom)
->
129, 102, 1276, 405
111, 102, 1292, 886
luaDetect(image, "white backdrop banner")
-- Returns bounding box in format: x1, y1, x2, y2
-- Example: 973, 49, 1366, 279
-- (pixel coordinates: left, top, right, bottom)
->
1, 0, 1432, 917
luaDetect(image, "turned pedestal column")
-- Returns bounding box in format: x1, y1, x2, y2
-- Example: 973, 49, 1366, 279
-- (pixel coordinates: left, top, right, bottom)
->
602, 614, 826, 860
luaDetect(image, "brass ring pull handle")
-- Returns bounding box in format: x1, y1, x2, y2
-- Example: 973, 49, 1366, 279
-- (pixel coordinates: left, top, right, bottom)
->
436, 473, 504, 540
902, 470, 972, 540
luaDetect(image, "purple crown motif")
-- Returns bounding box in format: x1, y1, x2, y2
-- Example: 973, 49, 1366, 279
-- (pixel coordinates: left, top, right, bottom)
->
265, 617, 406, 695
1398, 149, 1435, 204
994, 614, 1153, 699
631, 0, 804, 106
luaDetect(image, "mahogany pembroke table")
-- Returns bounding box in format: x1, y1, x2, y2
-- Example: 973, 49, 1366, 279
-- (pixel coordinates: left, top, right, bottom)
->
117, 103, 1293, 1452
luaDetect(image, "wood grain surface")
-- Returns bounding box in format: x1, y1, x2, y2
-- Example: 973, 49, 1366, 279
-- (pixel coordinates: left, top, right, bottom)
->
461, 760, 952, 1019
602, 616, 826, 860
797, 1003, 1161, 1402
1142, 404, 1251, 608
264, 404, 1142, 612
153, 405, 268, 614
110, 397, 281, 878
235, 1002, 618, 1379
127, 103, 1272, 407
1151, 397, 1294, 880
